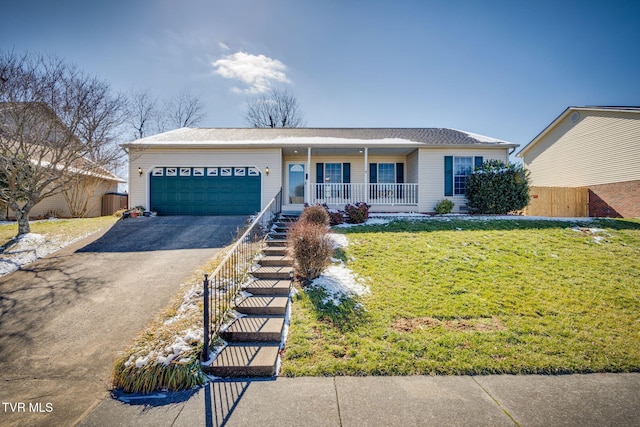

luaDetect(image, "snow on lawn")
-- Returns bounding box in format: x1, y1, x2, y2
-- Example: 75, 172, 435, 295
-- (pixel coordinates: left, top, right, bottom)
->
0, 222, 102, 276
310, 264, 370, 306
332, 214, 595, 230
308, 231, 370, 306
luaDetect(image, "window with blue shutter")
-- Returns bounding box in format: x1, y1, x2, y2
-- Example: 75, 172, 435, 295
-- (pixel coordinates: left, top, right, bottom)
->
444, 156, 453, 197
316, 162, 324, 199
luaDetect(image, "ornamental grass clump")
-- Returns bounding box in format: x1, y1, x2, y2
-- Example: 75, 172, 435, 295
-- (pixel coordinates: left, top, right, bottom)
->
288, 220, 333, 284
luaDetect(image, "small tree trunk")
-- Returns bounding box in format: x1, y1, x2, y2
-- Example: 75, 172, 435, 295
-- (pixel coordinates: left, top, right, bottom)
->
10, 200, 34, 236
15, 210, 31, 235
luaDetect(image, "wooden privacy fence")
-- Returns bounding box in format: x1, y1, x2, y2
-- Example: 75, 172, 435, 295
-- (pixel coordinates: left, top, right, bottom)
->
101, 192, 128, 216
525, 186, 588, 217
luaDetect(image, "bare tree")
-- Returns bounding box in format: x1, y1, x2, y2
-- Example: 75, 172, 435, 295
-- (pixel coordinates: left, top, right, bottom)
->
245, 87, 305, 128
127, 89, 206, 137
126, 88, 158, 139
163, 90, 206, 129
0, 51, 125, 235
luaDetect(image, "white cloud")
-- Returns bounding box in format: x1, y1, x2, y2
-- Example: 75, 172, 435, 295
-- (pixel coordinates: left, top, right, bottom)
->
212, 51, 290, 93
218, 42, 230, 51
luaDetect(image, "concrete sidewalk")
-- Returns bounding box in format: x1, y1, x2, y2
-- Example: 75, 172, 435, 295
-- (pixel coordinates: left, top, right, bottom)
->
78, 373, 640, 426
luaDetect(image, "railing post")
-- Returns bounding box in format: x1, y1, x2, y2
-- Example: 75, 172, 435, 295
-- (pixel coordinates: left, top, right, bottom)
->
202, 274, 210, 362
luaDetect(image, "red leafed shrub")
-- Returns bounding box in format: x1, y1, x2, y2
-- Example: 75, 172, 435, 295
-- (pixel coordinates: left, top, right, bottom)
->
326, 209, 345, 226
287, 221, 333, 283
344, 202, 370, 224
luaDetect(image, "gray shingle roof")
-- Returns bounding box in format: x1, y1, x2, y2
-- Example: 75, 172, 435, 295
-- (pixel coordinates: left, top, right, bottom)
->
126, 127, 516, 147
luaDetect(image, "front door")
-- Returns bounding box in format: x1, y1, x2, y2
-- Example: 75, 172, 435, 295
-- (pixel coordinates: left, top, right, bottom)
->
287, 163, 306, 206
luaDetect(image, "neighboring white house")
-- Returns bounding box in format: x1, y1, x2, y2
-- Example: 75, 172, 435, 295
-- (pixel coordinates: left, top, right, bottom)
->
518, 106, 640, 218
122, 128, 517, 215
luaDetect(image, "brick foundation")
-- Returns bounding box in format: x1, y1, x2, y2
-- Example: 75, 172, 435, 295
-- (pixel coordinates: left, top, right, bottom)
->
588, 180, 640, 218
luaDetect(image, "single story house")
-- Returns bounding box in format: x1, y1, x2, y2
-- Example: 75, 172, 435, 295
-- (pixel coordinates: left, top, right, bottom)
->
122, 128, 517, 215
518, 106, 640, 218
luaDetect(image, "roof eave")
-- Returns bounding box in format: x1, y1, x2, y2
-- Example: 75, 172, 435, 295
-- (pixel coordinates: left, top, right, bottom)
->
517, 106, 640, 158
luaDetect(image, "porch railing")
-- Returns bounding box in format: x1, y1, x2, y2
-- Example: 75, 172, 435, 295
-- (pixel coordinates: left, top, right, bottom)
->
202, 188, 283, 362
311, 183, 418, 205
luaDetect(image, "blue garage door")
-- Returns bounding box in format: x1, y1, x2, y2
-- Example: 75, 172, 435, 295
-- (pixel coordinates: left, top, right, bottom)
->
150, 167, 261, 215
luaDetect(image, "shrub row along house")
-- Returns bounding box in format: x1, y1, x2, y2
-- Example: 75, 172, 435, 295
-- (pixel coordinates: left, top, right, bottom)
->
122, 128, 517, 215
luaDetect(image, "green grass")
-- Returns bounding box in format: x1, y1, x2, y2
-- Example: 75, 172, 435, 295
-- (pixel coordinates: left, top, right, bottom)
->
281, 218, 640, 376
0, 216, 119, 247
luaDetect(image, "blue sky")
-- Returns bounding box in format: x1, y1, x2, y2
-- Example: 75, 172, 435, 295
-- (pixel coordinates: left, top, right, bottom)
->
1, 0, 639, 149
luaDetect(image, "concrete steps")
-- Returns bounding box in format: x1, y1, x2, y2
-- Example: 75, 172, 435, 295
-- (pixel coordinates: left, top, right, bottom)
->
207, 343, 281, 377
221, 316, 285, 342
244, 279, 291, 296
204, 214, 297, 378
259, 255, 293, 267
235, 296, 289, 315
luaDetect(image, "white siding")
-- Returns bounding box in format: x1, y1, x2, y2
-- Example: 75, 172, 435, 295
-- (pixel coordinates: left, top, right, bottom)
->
418, 148, 510, 213
129, 148, 282, 211
522, 110, 640, 187
407, 149, 419, 184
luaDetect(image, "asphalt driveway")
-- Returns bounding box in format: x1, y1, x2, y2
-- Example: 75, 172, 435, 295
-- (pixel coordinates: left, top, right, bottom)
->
0, 216, 247, 427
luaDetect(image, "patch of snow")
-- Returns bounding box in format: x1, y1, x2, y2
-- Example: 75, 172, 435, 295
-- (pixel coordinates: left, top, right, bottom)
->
571, 226, 610, 244
328, 232, 349, 249
334, 217, 392, 228
201, 339, 228, 367
310, 264, 370, 306
0, 228, 101, 277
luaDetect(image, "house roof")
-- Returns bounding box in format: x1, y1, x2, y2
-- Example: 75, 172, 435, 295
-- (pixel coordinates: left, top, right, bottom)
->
122, 127, 517, 149
517, 106, 640, 158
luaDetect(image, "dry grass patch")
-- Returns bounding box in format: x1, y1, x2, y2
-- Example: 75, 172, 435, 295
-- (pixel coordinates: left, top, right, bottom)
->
393, 316, 505, 333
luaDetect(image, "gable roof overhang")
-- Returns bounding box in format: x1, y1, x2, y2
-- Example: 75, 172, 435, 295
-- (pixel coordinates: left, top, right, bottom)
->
517, 106, 640, 158
121, 127, 518, 152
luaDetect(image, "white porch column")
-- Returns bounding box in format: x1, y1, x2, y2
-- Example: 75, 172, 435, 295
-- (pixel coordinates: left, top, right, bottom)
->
306, 147, 311, 205
364, 147, 369, 204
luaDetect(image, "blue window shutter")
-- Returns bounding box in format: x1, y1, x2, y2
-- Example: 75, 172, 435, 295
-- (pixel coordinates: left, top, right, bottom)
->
369, 163, 377, 199
342, 163, 351, 183
316, 163, 324, 183
316, 163, 324, 199
396, 163, 404, 198
474, 156, 483, 169
444, 156, 453, 197
395, 163, 404, 183
343, 163, 351, 199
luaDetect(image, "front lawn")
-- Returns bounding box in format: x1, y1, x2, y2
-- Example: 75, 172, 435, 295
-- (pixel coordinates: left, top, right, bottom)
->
281, 218, 640, 376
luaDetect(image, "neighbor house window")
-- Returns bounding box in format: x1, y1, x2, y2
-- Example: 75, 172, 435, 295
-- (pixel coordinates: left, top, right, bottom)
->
454, 157, 473, 195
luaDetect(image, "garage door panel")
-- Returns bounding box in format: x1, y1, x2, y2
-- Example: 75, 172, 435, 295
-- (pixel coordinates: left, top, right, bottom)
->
150, 167, 260, 216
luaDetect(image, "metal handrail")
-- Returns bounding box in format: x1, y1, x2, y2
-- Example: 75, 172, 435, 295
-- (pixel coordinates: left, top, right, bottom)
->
202, 188, 283, 361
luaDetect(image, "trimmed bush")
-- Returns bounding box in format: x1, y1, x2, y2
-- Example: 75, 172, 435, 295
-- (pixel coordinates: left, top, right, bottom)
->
465, 160, 531, 214
326, 209, 345, 226
288, 221, 333, 283
318, 203, 345, 226
344, 202, 370, 224
300, 204, 330, 226
434, 199, 454, 214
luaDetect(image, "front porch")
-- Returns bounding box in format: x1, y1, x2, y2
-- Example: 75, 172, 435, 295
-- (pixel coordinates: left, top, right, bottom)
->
282, 146, 420, 212
310, 183, 419, 206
